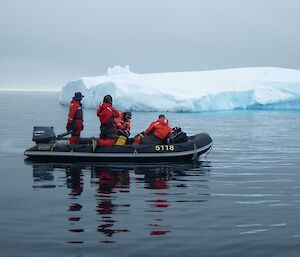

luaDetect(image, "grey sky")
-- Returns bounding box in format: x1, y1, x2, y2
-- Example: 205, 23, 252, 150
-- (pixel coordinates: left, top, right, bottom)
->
0, 0, 300, 91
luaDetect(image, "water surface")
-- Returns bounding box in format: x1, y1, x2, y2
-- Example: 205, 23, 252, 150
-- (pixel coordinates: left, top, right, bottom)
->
1, 92, 300, 257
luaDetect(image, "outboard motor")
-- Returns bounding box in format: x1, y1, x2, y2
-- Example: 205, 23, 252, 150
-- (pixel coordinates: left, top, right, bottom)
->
32, 126, 56, 144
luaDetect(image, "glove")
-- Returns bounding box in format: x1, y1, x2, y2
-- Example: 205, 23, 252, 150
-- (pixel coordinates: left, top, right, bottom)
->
124, 130, 130, 138
117, 129, 129, 138
66, 123, 74, 132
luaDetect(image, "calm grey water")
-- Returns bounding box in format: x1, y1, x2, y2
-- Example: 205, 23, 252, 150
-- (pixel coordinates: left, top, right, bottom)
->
1, 92, 300, 257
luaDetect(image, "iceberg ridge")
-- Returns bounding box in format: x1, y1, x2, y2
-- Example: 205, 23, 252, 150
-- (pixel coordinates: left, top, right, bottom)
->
60, 66, 300, 112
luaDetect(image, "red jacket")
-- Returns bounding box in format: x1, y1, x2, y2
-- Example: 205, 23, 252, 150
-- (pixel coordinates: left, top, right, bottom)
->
97, 102, 119, 124
97, 102, 119, 138
67, 99, 83, 124
115, 111, 131, 133
145, 117, 172, 140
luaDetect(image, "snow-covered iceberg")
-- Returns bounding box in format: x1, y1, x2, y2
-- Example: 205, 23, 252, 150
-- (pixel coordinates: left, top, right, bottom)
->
60, 66, 300, 112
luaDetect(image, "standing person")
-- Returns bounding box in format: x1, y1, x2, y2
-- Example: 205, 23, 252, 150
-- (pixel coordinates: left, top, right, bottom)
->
115, 111, 132, 137
66, 92, 84, 144
134, 114, 172, 145
96, 95, 119, 146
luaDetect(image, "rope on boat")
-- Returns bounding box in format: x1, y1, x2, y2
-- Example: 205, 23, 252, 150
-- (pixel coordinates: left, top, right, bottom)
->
192, 143, 197, 160
92, 140, 97, 152
50, 143, 56, 152
204, 145, 213, 159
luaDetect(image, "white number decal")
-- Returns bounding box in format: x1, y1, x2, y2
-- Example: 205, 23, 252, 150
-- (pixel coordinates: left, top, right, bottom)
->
155, 145, 175, 151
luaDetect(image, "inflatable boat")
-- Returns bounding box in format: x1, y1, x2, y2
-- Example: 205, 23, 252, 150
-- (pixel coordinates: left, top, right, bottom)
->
24, 127, 213, 162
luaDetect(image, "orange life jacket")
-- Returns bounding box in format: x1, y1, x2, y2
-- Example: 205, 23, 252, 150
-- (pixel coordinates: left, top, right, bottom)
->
145, 117, 172, 140
115, 111, 131, 133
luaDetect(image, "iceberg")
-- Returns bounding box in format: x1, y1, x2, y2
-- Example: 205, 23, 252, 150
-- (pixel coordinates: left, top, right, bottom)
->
60, 66, 300, 112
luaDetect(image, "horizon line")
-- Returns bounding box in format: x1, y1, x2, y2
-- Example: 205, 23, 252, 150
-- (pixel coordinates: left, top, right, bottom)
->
0, 89, 60, 93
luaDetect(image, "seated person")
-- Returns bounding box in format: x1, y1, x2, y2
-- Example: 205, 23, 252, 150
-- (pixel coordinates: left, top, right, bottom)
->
96, 94, 119, 147
115, 111, 132, 138
134, 114, 172, 145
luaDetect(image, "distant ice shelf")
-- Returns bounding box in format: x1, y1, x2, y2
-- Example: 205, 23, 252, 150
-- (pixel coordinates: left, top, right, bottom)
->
60, 65, 300, 112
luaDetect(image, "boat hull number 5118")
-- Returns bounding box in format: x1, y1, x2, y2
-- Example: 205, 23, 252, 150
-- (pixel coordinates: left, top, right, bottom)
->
155, 145, 175, 151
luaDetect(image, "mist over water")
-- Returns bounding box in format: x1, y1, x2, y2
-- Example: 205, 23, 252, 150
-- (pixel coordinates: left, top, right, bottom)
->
1, 92, 300, 257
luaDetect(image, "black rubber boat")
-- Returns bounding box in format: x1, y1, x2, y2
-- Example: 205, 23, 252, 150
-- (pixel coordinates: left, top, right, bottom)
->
24, 127, 213, 162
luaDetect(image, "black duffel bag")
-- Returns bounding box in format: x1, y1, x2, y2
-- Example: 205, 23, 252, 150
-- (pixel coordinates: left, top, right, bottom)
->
170, 127, 188, 144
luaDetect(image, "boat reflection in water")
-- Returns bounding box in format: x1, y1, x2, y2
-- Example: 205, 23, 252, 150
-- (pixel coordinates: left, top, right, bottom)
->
28, 160, 211, 243
92, 165, 130, 242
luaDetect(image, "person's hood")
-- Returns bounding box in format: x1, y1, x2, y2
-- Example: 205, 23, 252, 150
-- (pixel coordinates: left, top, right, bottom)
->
71, 99, 81, 105
157, 117, 169, 126
99, 102, 112, 110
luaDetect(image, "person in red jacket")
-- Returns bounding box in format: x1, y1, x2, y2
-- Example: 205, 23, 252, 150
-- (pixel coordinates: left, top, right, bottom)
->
66, 92, 84, 144
96, 95, 119, 146
115, 111, 132, 138
134, 114, 172, 145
